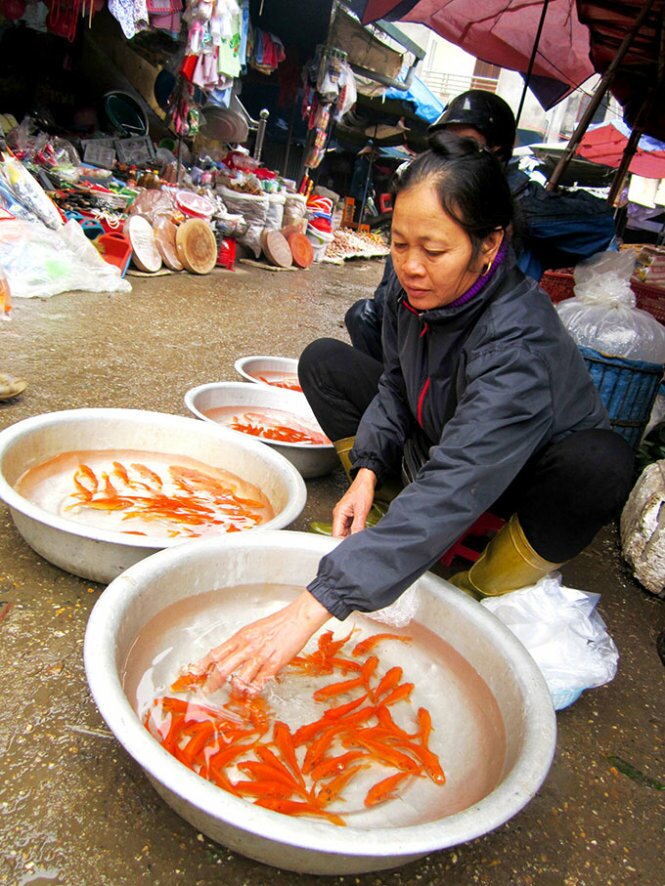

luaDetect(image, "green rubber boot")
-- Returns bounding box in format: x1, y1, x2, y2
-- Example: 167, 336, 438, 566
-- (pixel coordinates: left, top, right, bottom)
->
309, 501, 388, 536
308, 436, 399, 535
333, 435, 355, 481
449, 514, 564, 599
335, 436, 402, 503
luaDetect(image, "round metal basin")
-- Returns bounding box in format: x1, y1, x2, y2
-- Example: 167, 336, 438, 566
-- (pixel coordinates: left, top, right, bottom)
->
234, 354, 299, 388
84, 531, 556, 875
0, 409, 306, 583
184, 381, 337, 479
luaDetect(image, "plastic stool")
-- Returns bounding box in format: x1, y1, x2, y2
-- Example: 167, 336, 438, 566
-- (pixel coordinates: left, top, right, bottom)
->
440, 512, 505, 567
217, 237, 236, 270
97, 232, 132, 278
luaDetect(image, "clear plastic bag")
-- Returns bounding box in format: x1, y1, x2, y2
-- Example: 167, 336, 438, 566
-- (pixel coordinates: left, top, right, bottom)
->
366, 585, 417, 628
556, 251, 665, 363
481, 574, 619, 710
0, 219, 131, 299
128, 188, 177, 225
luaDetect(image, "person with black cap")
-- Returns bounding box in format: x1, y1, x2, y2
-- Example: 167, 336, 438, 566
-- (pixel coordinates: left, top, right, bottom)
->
344, 90, 518, 362
344, 89, 615, 361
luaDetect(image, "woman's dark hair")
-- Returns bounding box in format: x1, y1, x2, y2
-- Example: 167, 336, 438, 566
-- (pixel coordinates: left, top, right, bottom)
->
392, 131, 514, 259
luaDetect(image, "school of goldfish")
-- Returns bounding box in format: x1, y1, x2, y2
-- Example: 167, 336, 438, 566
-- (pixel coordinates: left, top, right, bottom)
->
65, 461, 269, 536
228, 410, 331, 446
257, 374, 303, 392
145, 630, 445, 825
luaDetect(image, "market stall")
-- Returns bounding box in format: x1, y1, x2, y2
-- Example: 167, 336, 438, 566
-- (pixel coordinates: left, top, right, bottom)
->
0, 1, 398, 296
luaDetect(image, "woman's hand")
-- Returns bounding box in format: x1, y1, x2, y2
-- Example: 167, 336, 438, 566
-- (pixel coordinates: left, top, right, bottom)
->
331, 467, 378, 537
196, 590, 331, 694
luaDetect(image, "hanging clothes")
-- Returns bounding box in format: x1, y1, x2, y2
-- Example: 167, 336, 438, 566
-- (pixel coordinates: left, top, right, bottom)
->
215, 0, 243, 78
108, 0, 148, 40
250, 27, 286, 75
146, 0, 182, 39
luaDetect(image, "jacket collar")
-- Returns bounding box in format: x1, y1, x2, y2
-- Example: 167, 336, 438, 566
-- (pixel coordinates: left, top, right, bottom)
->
398, 242, 518, 324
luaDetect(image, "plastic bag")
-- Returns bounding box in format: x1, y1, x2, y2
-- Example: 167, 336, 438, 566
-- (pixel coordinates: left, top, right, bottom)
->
217, 185, 268, 257
366, 585, 417, 629
481, 573, 619, 710
556, 251, 665, 363
128, 188, 178, 225
283, 193, 307, 227
0, 219, 131, 299
265, 193, 285, 231
620, 460, 665, 596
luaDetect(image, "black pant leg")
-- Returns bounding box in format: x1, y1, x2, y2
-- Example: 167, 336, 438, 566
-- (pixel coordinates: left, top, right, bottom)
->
298, 338, 383, 441
344, 299, 384, 361
497, 429, 635, 562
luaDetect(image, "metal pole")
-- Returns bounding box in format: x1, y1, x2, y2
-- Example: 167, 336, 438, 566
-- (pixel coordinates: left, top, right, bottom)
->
609, 11, 665, 206
514, 0, 550, 130
607, 123, 645, 207
546, 0, 658, 191
358, 146, 375, 228
282, 100, 298, 180
253, 109, 270, 163
176, 136, 183, 186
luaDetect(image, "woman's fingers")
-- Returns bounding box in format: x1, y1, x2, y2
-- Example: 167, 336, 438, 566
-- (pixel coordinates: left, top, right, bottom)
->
197, 592, 332, 695
332, 487, 374, 537
205, 652, 246, 692
196, 638, 238, 672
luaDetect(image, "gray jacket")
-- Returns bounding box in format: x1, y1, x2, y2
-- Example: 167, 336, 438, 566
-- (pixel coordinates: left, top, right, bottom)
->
307, 249, 608, 620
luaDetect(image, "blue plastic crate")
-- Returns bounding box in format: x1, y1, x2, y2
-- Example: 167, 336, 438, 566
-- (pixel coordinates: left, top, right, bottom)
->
580, 346, 664, 449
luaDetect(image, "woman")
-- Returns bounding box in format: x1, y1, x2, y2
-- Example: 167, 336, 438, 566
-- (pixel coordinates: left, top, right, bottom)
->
198, 133, 634, 693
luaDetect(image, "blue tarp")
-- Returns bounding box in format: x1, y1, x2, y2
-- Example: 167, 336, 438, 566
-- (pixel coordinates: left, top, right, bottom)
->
384, 75, 444, 125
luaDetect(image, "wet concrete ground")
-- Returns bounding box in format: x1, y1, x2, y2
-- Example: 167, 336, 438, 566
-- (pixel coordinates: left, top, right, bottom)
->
1, 259, 663, 886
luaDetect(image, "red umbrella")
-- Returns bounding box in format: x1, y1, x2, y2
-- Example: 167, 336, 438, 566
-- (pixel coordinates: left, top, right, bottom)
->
358, 0, 595, 108
576, 121, 665, 179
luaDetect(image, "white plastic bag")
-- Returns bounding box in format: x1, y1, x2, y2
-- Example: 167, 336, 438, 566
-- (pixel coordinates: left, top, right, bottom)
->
283, 193, 307, 227
366, 585, 417, 628
264, 193, 285, 231
481, 574, 619, 710
0, 219, 131, 298
556, 250, 665, 363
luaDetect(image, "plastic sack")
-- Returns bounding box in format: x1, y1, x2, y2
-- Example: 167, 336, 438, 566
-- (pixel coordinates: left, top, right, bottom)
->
481, 573, 619, 710
265, 193, 285, 231
0, 219, 131, 298
283, 193, 307, 228
214, 210, 247, 239
217, 185, 268, 257
620, 460, 665, 597
556, 251, 665, 363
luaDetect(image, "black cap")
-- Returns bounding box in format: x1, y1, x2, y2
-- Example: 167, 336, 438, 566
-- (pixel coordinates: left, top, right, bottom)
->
429, 90, 516, 163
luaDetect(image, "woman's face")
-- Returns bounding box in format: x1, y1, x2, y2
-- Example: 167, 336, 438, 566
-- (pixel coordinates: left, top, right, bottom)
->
391, 181, 494, 311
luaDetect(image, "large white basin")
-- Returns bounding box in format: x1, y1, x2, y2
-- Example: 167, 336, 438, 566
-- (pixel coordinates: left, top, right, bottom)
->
0, 409, 306, 583
84, 531, 556, 875
184, 381, 337, 479
234, 354, 299, 388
